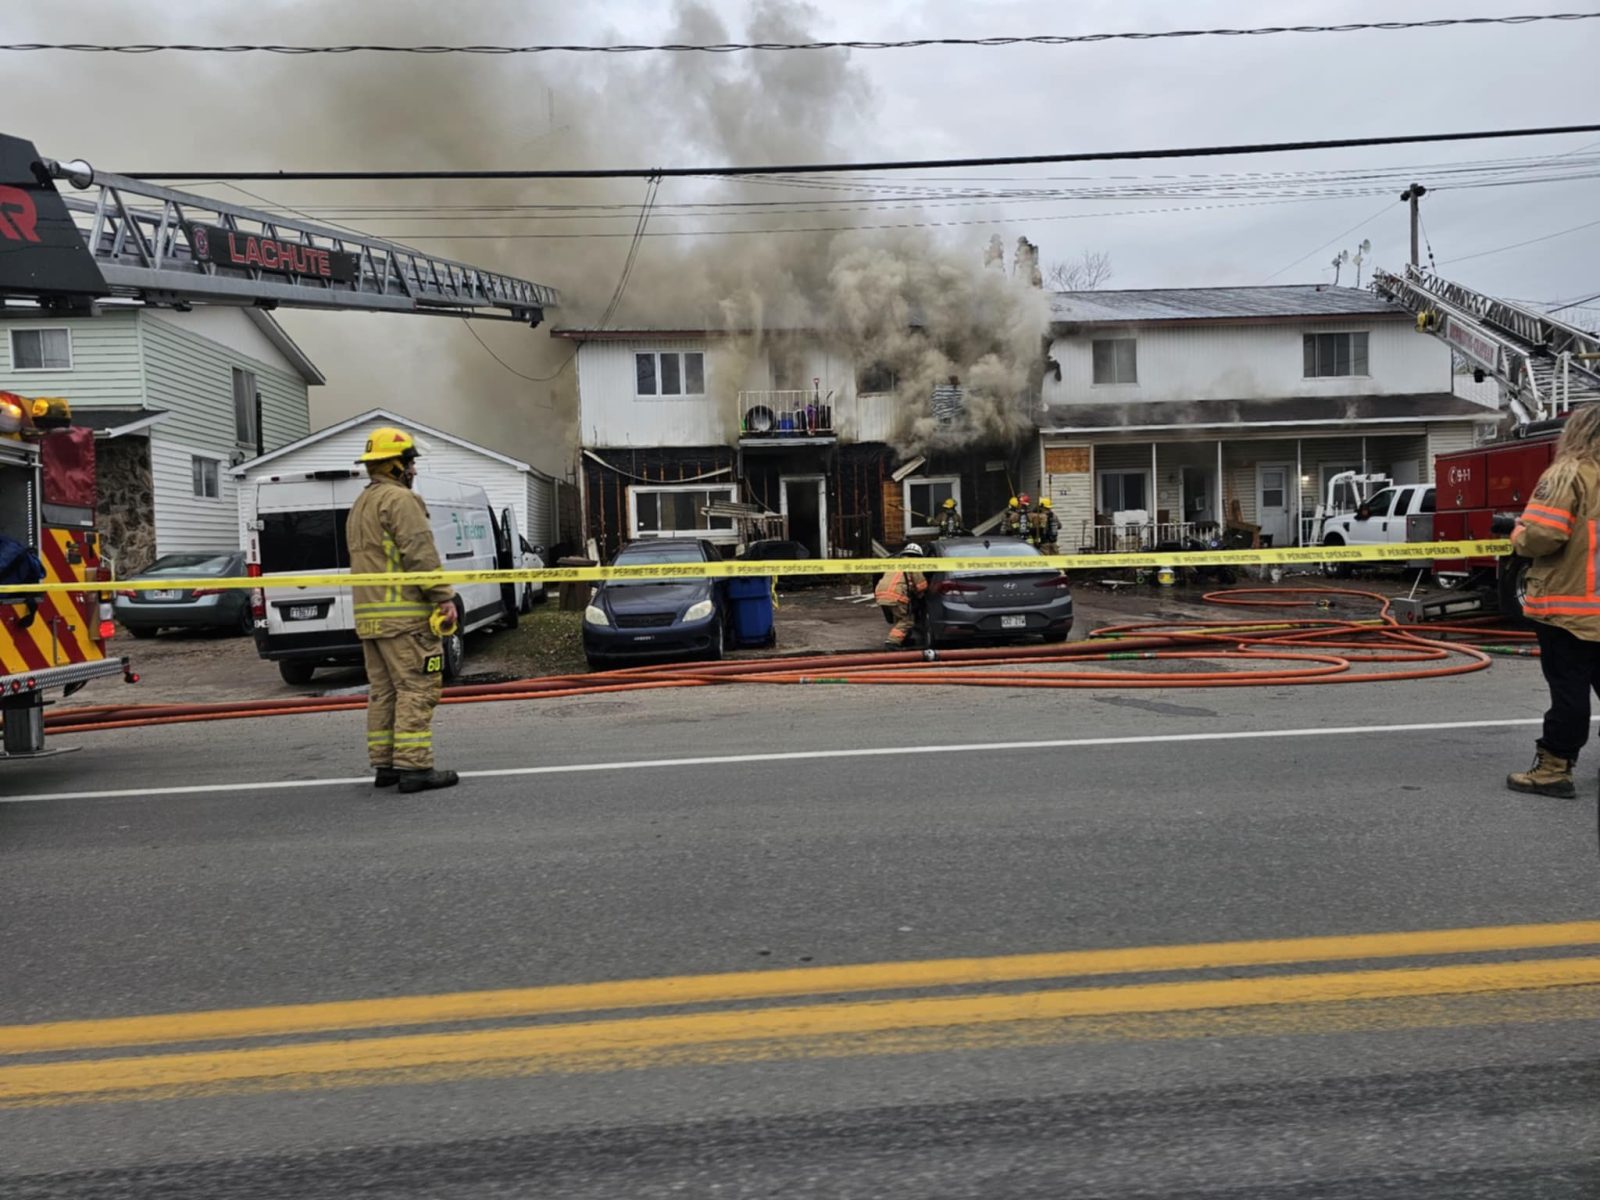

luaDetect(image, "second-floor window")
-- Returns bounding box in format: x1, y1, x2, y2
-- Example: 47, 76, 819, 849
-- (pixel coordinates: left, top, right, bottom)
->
10, 328, 72, 370
232, 367, 258, 447
636, 351, 705, 398
1091, 338, 1138, 385
1304, 332, 1370, 378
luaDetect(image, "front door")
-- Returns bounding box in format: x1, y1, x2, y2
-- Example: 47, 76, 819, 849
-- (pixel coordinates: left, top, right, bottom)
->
780, 476, 828, 559
1255, 463, 1292, 548
1180, 466, 1215, 524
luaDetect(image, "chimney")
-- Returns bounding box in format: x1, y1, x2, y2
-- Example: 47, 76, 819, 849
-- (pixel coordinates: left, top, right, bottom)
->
1014, 237, 1042, 288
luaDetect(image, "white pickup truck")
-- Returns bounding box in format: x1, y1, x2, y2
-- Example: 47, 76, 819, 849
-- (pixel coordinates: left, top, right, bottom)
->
1319, 480, 1436, 574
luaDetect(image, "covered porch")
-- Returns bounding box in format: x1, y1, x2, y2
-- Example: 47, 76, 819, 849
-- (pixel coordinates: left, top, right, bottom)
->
1048, 427, 1474, 553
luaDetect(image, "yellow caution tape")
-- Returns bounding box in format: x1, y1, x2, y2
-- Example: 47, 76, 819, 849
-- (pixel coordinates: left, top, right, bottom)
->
19, 540, 1513, 594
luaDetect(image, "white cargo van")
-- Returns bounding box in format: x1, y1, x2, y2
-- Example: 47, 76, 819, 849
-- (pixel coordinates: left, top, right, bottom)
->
243, 470, 516, 685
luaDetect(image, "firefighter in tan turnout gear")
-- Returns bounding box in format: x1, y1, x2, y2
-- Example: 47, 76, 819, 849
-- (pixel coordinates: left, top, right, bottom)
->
348, 427, 460, 793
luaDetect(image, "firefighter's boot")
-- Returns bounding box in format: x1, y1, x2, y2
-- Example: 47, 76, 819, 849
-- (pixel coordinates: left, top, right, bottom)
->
1506, 747, 1577, 798
374, 767, 401, 788
398, 767, 460, 794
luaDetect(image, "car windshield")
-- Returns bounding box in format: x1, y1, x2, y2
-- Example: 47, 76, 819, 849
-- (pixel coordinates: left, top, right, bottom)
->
140, 553, 235, 577
609, 544, 706, 584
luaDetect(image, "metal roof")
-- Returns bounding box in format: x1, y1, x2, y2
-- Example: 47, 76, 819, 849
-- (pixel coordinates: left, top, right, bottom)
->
1049, 286, 1406, 326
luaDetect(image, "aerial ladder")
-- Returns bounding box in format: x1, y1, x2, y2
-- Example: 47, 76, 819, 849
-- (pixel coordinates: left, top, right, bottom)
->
0, 132, 560, 757
1373, 265, 1600, 428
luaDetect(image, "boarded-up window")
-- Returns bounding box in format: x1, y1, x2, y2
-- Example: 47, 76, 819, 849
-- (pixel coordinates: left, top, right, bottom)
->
1044, 446, 1091, 474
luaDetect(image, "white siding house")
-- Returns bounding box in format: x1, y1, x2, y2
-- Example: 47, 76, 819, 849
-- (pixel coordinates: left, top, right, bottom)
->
560, 328, 970, 562
232, 408, 559, 551
0, 305, 320, 572
1036, 286, 1501, 551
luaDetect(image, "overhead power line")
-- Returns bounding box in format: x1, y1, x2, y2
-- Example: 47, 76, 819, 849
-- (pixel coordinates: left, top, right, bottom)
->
8, 13, 1597, 54
132, 123, 1600, 182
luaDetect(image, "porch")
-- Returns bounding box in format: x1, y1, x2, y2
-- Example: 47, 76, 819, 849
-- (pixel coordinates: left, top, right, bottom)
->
1050, 429, 1458, 553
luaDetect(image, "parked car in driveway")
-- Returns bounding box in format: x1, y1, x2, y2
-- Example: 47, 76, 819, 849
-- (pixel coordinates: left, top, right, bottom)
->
582, 539, 729, 668
114, 550, 252, 638
923, 536, 1073, 646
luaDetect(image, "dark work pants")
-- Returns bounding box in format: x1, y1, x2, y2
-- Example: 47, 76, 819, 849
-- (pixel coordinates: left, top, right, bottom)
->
1535, 621, 1600, 760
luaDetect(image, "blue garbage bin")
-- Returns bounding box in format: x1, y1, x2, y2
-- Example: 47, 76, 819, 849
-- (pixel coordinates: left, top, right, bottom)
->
726, 576, 775, 648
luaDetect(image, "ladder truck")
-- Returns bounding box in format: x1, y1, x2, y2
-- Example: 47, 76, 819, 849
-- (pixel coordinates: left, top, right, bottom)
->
1372, 265, 1600, 621
0, 131, 560, 759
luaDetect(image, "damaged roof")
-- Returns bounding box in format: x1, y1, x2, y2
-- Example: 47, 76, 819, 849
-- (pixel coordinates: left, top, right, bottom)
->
1049, 285, 1405, 327
1040, 393, 1494, 434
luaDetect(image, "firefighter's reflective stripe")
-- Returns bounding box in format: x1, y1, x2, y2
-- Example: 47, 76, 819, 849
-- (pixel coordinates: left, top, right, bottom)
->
353, 602, 435, 619
1521, 503, 1573, 534
0, 529, 104, 676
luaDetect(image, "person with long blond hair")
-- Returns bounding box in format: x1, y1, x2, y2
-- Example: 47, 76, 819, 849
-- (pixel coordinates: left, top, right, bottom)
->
1507, 403, 1600, 798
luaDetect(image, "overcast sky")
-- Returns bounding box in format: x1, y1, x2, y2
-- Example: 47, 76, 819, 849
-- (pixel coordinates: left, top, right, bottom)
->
5, 0, 1596, 454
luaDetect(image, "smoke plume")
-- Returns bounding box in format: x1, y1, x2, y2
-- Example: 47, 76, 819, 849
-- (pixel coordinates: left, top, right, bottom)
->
13, 0, 1049, 465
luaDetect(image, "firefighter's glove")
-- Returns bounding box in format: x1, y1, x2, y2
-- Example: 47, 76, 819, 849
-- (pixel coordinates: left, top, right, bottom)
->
1489, 516, 1515, 536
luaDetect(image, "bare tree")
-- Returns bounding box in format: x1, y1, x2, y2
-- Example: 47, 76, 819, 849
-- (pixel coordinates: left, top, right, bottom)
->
1045, 251, 1113, 292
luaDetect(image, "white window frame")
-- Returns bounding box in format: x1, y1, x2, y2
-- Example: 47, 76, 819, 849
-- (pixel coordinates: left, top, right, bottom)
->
1095, 468, 1151, 516
902, 475, 961, 536
1303, 331, 1371, 379
1091, 337, 1138, 386
634, 350, 706, 399
9, 327, 73, 371
231, 366, 259, 448
190, 454, 223, 501
627, 482, 738, 541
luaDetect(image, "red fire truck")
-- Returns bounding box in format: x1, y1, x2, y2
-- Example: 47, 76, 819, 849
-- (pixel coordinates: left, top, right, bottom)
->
1373, 267, 1600, 621
0, 131, 560, 758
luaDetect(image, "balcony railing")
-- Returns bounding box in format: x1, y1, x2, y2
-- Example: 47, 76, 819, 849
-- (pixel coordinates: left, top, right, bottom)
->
739, 390, 835, 438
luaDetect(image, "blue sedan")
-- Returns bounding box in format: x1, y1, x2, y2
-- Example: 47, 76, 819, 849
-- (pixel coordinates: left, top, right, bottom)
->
582, 539, 730, 668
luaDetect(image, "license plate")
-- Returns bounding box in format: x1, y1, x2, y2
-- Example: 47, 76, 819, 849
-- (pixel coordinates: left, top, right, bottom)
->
148, 589, 182, 602
1000, 614, 1027, 629
287, 605, 321, 621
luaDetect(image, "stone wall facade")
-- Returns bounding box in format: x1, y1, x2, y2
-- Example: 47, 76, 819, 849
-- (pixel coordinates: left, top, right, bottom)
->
96, 437, 157, 575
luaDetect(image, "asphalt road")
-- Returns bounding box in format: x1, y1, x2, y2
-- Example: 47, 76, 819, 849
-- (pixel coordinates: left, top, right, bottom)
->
2, 659, 1598, 1197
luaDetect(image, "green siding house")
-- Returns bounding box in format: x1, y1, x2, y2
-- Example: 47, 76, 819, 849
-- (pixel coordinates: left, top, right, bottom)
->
0, 305, 320, 572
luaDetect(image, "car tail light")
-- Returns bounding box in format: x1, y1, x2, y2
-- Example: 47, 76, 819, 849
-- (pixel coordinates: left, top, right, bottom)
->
247, 561, 266, 620
190, 588, 222, 598
115, 589, 136, 599
935, 581, 984, 594
1034, 576, 1073, 589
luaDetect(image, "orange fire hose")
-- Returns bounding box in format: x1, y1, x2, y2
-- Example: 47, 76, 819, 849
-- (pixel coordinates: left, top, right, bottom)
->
33, 588, 1528, 736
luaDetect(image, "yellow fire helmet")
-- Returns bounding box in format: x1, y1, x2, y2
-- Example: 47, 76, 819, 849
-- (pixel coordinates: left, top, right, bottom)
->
1008, 497, 1019, 509
941, 497, 956, 509
1039, 497, 1052, 509
357, 426, 417, 463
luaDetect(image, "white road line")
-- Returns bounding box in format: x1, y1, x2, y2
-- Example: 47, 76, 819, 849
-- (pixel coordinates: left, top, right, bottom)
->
1, 717, 1549, 805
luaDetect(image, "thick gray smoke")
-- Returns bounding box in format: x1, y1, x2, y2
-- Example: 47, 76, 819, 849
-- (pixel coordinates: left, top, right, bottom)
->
12, 0, 1048, 464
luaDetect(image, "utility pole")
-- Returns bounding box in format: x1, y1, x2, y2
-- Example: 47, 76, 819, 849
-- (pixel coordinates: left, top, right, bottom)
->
1400, 183, 1428, 268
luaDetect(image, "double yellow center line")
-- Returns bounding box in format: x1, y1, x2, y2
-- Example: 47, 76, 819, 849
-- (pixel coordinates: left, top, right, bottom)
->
4, 920, 1598, 1107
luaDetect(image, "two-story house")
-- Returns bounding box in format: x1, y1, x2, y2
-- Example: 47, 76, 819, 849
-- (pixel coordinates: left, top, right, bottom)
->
1032, 286, 1498, 551
560, 328, 1034, 562
0, 304, 321, 573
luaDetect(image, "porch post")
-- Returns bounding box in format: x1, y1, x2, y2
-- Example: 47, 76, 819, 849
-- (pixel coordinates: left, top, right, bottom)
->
1216, 439, 1224, 525
1361, 436, 1368, 477
1295, 438, 1303, 546
1151, 441, 1159, 544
